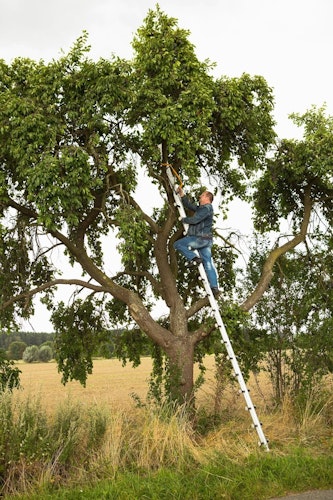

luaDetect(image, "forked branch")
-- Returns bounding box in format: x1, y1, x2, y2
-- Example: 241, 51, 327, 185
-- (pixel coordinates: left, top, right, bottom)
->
241, 186, 312, 312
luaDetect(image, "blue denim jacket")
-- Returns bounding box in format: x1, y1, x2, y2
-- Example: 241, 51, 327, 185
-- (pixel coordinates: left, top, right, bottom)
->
181, 196, 214, 238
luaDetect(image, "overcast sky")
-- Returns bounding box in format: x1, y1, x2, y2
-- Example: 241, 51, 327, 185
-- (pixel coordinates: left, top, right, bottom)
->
2, 0, 332, 331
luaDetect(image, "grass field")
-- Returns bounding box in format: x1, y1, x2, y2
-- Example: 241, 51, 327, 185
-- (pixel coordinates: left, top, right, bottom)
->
5, 358, 332, 499
13, 357, 333, 449
15, 356, 271, 417
15, 357, 157, 412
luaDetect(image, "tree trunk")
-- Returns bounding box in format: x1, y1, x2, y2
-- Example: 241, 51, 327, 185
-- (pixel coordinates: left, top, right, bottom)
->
165, 336, 195, 404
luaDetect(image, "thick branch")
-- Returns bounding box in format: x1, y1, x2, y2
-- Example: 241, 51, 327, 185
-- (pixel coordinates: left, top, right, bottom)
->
1, 279, 110, 311
186, 296, 210, 319
128, 194, 160, 234
6, 197, 38, 219
241, 186, 313, 312
215, 230, 242, 254
75, 191, 106, 244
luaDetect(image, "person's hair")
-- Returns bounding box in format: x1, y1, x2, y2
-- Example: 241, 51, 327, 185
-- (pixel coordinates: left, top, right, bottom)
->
206, 191, 214, 203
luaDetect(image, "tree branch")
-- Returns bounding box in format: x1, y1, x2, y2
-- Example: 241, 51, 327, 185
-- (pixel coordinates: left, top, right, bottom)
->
186, 296, 210, 319
113, 269, 164, 296
0, 279, 110, 311
106, 170, 160, 234
215, 230, 242, 254
241, 186, 313, 312
5, 197, 38, 219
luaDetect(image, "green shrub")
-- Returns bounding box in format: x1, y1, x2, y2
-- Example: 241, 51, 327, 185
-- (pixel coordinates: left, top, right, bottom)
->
22, 345, 39, 363
0, 349, 20, 392
0, 391, 49, 485
38, 345, 53, 362
7, 341, 27, 360
0, 392, 109, 495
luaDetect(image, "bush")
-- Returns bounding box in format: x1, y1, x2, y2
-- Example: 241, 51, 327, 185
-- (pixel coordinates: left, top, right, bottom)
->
0, 349, 20, 392
7, 341, 27, 360
22, 345, 39, 363
38, 345, 53, 362
0, 383, 333, 498
0, 392, 109, 495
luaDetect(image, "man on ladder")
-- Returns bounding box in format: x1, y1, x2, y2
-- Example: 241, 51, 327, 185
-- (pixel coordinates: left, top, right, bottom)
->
173, 186, 220, 298
166, 165, 269, 449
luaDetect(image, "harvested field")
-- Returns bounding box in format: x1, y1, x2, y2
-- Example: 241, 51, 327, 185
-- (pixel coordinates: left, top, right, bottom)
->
15, 356, 272, 415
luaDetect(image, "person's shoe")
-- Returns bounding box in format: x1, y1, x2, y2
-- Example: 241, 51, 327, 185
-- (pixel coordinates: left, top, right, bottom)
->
187, 257, 203, 267
211, 287, 220, 298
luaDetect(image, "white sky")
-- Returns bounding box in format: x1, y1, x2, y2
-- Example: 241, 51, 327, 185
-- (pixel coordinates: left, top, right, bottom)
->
2, 0, 332, 331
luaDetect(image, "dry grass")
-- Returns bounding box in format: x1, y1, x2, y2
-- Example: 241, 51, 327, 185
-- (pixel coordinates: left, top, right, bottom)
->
13, 356, 278, 453
1, 358, 331, 497
15, 356, 235, 413
14, 357, 155, 413
13, 356, 333, 451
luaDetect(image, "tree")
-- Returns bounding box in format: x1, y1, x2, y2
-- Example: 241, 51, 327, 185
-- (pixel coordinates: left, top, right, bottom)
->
38, 345, 53, 362
243, 238, 333, 402
22, 345, 39, 363
1, 7, 332, 403
8, 341, 27, 360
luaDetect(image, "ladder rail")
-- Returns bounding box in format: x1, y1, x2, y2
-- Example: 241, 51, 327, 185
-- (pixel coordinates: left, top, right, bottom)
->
166, 166, 189, 233
200, 270, 269, 448
167, 166, 269, 450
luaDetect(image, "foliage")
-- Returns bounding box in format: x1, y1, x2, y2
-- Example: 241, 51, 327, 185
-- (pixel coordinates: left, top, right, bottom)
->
253, 105, 333, 233
6, 338, 53, 363
0, 331, 53, 351
38, 345, 53, 362
243, 236, 333, 402
51, 298, 112, 385
130, 6, 217, 174
22, 345, 39, 363
7, 340, 27, 360
0, 349, 20, 392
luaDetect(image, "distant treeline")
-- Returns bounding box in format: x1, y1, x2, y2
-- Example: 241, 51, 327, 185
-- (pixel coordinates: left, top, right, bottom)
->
0, 328, 152, 360
0, 331, 53, 350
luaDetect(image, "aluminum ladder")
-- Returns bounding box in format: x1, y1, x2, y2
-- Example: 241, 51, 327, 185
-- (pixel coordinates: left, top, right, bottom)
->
166, 166, 269, 450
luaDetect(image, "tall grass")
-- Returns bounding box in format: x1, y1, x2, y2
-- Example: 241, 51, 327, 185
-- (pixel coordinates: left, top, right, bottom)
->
0, 391, 207, 497
1, 375, 332, 498
0, 391, 109, 497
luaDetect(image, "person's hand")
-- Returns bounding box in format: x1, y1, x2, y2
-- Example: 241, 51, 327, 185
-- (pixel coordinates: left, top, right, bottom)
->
176, 186, 184, 197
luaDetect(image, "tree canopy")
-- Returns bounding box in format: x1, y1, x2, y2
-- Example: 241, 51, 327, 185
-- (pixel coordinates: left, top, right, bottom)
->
1, 6, 333, 402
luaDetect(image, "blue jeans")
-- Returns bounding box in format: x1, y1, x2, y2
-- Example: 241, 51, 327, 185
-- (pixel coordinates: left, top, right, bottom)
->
174, 236, 218, 288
